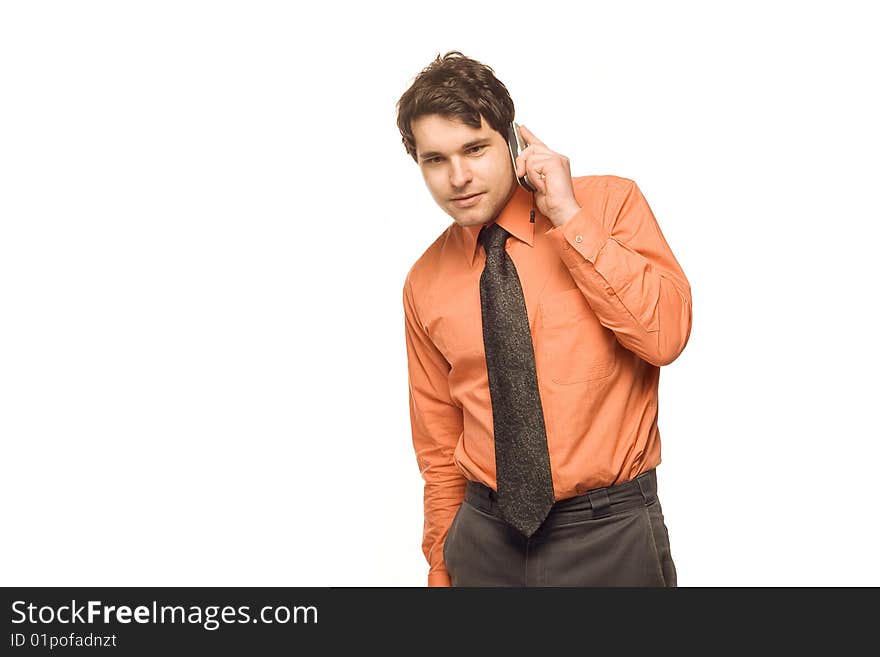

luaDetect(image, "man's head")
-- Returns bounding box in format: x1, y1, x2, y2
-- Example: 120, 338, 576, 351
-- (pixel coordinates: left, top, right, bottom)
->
396, 51, 519, 228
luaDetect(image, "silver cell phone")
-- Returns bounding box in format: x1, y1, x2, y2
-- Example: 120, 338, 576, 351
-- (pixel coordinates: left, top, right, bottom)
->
507, 121, 537, 192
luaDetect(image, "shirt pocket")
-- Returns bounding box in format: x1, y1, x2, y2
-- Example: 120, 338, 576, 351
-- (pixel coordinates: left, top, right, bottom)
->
539, 287, 617, 385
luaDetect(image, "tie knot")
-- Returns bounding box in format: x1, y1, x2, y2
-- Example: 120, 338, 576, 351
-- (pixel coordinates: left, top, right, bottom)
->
479, 222, 510, 253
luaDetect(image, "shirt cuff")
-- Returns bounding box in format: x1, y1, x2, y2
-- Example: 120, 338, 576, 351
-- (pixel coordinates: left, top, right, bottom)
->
428, 570, 452, 587
546, 206, 611, 268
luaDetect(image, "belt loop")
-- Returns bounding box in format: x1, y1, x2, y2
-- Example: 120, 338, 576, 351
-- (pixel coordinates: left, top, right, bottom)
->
473, 481, 492, 514
587, 487, 611, 517
483, 484, 495, 513
636, 471, 655, 505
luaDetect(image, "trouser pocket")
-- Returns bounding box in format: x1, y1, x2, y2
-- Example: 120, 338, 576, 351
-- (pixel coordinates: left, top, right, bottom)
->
442, 504, 464, 572
643, 500, 677, 587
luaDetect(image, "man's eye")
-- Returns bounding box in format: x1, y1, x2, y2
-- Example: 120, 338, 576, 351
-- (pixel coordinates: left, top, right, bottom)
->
468, 146, 486, 154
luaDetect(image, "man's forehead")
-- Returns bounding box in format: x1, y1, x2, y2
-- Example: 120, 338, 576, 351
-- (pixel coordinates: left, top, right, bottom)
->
413, 115, 496, 156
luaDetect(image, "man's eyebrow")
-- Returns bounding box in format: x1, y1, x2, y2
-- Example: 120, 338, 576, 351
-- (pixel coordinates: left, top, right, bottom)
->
418, 138, 492, 160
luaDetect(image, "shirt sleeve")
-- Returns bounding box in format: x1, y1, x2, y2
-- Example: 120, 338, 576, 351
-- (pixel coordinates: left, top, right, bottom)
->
402, 275, 467, 587
546, 178, 693, 366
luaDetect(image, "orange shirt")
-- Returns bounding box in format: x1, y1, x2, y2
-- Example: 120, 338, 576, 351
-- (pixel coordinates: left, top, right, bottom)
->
402, 175, 693, 587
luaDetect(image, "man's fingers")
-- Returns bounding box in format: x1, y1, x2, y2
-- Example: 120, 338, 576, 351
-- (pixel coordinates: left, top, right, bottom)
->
516, 150, 544, 177
515, 152, 527, 177
516, 151, 554, 190
525, 153, 553, 180
515, 151, 533, 177
516, 144, 550, 177
518, 124, 546, 149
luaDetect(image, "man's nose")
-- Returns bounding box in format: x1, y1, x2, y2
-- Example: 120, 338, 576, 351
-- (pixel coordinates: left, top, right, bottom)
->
448, 158, 473, 188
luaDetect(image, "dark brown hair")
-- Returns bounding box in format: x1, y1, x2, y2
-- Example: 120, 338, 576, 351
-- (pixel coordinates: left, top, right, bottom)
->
396, 51, 515, 163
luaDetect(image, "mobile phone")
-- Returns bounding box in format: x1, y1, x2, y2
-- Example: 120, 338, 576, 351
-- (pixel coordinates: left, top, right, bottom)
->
507, 121, 537, 192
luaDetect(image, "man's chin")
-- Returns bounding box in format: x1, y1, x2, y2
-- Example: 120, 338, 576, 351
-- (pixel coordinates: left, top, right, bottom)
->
449, 210, 492, 228
456, 218, 492, 229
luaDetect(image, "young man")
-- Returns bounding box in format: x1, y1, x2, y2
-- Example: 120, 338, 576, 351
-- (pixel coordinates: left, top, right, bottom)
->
398, 51, 692, 587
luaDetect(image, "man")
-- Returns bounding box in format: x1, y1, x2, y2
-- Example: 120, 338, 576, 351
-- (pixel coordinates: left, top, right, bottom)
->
398, 51, 692, 587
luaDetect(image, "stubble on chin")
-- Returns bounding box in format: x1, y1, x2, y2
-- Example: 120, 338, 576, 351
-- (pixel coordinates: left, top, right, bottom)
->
453, 213, 492, 229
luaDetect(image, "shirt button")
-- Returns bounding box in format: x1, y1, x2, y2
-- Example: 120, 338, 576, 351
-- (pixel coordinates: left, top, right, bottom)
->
563, 242, 570, 250
575, 235, 583, 243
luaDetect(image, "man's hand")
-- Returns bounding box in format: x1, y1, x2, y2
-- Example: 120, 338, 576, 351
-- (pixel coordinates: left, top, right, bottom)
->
515, 125, 582, 227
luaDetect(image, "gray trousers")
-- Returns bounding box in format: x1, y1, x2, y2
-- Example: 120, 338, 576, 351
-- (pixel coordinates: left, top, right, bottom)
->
443, 468, 677, 587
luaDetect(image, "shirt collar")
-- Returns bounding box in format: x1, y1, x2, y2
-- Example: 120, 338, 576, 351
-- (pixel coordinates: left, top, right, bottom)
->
461, 184, 537, 266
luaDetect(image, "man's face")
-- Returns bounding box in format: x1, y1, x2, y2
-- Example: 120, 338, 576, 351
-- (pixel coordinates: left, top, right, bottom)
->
412, 114, 517, 228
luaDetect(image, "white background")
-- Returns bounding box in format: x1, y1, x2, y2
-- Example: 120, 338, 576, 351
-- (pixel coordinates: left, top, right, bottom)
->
1, 0, 877, 586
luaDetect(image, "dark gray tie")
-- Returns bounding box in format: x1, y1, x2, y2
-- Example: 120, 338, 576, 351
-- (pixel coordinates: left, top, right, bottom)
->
479, 222, 555, 538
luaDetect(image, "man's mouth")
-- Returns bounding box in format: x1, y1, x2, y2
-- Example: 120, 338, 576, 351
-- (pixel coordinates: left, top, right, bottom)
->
451, 192, 484, 207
